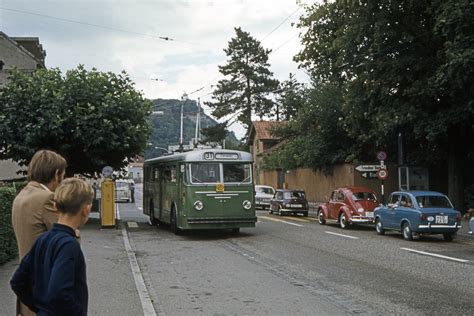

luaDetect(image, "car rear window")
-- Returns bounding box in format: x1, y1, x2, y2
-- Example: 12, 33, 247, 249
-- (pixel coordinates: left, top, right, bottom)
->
416, 196, 453, 208
283, 191, 305, 199
351, 192, 377, 202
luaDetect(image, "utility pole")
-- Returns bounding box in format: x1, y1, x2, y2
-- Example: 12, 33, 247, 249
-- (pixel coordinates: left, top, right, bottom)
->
179, 92, 188, 152
194, 97, 201, 148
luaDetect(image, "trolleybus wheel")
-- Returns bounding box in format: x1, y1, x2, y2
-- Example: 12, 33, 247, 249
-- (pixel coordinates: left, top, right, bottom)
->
170, 207, 182, 235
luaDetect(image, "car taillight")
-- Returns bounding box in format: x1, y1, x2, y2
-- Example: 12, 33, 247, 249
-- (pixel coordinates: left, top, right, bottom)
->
420, 213, 428, 221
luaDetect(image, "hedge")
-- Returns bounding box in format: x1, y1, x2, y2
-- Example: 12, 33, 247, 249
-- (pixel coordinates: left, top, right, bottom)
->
0, 186, 17, 265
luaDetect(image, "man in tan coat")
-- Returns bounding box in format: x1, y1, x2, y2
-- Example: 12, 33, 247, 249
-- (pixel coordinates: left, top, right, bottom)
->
12, 149, 67, 316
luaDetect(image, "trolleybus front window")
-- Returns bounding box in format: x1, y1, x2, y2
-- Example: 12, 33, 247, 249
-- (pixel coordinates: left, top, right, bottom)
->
190, 163, 220, 183
223, 163, 252, 183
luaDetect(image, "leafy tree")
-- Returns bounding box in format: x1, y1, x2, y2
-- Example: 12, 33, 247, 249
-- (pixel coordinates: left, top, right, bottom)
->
0, 66, 151, 175
200, 123, 228, 146
206, 27, 279, 135
262, 83, 353, 171
293, 0, 474, 209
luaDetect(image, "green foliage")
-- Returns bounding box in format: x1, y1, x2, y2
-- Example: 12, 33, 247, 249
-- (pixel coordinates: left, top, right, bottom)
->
206, 27, 279, 133
262, 83, 354, 171
295, 0, 474, 165
0, 66, 151, 175
200, 123, 228, 145
0, 186, 17, 264
275, 73, 307, 121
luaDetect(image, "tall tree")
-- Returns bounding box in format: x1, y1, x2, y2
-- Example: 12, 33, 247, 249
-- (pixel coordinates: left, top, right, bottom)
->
206, 27, 279, 135
275, 73, 306, 121
293, 0, 474, 209
0, 66, 151, 175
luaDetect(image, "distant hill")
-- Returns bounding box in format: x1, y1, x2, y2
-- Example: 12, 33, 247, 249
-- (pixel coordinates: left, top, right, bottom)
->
145, 98, 239, 159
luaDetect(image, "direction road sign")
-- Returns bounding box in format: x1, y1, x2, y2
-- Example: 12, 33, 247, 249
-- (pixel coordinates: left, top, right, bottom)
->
355, 165, 380, 172
377, 169, 388, 180
361, 171, 378, 179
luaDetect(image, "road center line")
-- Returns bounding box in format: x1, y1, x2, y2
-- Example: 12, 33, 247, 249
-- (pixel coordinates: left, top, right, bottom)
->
325, 231, 359, 239
401, 247, 470, 263
258, 216, 303, 227
280, 216, 310, 223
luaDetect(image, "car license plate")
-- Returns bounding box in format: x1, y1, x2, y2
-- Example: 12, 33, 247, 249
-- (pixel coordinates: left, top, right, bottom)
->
435, 216, 448, 224
290, 204, 302, 208
365, 212, 374, 218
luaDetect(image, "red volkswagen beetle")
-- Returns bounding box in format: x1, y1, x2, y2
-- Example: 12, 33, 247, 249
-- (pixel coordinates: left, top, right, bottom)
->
317, 187, 379, 229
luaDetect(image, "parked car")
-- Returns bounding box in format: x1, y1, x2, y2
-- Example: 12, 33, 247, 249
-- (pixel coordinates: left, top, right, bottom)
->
270, 189, 309, 216
255, 185, 275, 210
317, 187, 379, 229
373, 191, 462, 241
115, 179, 132, 202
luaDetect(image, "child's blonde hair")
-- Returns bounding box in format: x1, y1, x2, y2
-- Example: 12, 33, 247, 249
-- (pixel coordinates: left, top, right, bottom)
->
54, 178, 94, 214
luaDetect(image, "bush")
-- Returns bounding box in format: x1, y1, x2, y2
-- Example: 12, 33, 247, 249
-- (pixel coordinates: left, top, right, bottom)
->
0, 186, 17, 265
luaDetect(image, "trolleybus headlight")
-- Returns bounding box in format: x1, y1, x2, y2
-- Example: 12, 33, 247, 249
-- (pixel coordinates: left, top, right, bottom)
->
243, 200, 252, 210
194, 200, 204, 211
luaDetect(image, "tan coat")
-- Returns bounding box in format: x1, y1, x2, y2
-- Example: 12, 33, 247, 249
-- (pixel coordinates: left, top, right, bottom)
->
11, 181, 58, 316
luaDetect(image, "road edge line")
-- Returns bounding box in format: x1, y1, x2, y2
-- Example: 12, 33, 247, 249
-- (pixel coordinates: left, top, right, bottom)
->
121, 225, 158, 316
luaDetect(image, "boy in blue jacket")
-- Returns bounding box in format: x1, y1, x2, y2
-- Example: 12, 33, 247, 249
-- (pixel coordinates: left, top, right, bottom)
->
11, 178, 94, 316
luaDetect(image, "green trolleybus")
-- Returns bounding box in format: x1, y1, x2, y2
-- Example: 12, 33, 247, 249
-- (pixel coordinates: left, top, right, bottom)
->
143, 149, 256, 233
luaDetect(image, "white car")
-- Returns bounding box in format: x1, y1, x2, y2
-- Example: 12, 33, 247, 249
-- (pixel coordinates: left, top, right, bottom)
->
255, 185, 275, 210
115, 179, 132, 202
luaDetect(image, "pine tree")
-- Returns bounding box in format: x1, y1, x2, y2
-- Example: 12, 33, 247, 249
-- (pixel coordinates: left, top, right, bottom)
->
206, 27, 279, 136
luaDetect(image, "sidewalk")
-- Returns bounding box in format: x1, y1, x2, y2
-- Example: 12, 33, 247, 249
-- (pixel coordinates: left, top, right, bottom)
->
0, 203, 144, 316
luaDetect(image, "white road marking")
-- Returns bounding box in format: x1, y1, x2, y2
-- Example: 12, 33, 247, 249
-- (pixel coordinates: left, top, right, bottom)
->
280, 220, 303, 227
325, 231, 359, 239
127, 222, 139, 228
401, 247, 470, 263
258, 216, 303, 227
121, 225, 157, 315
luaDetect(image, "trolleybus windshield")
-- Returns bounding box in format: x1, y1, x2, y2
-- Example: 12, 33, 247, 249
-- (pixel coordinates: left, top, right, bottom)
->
190, 163, 252, 184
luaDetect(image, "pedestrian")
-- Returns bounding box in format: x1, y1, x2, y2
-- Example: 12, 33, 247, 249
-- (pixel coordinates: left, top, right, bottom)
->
10, 178, 94, 316
11, 149, 67, 316
130, 180, 135, 203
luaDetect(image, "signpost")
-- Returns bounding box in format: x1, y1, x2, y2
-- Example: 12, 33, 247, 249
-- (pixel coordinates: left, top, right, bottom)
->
377, 151, 387, 204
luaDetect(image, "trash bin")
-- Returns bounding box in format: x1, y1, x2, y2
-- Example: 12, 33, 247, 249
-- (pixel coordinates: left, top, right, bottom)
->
100, 179, 115, 227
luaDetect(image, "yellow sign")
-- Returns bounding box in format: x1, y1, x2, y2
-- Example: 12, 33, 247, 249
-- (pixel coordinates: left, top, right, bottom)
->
215, 183, 225, 192
101, 179, 115, 227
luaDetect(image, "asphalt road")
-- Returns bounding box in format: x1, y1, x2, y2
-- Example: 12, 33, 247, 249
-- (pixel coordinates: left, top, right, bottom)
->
125, 187, 474, 315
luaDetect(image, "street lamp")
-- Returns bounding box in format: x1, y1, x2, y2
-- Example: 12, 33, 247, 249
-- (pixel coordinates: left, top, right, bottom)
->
179, 92, 189, 152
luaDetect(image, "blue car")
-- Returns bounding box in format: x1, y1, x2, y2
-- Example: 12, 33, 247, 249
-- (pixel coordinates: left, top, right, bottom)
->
374, 191, 462, 241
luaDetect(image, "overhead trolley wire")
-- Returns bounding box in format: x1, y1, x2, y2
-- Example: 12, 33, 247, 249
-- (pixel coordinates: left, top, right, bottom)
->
0, 6, 202, 46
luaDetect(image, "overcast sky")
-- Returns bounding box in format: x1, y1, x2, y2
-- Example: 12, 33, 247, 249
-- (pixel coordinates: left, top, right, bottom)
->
1, 0, 313, 139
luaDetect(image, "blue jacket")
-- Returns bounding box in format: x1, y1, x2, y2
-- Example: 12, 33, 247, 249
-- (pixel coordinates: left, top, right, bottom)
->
10, 223, 88, 316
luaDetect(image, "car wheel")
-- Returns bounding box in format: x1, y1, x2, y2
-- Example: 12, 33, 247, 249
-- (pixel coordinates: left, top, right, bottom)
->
231, 228, 240, 233
170, 207, 182, 235
339, 212, 349, 229
149, 202, 159, 226
318, 210, 326, 225
303, 212, 308, 217
402, 222, 413, 241
443, 233, 455, 242
375, 218, 385, 235
269, 208, 273, 215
